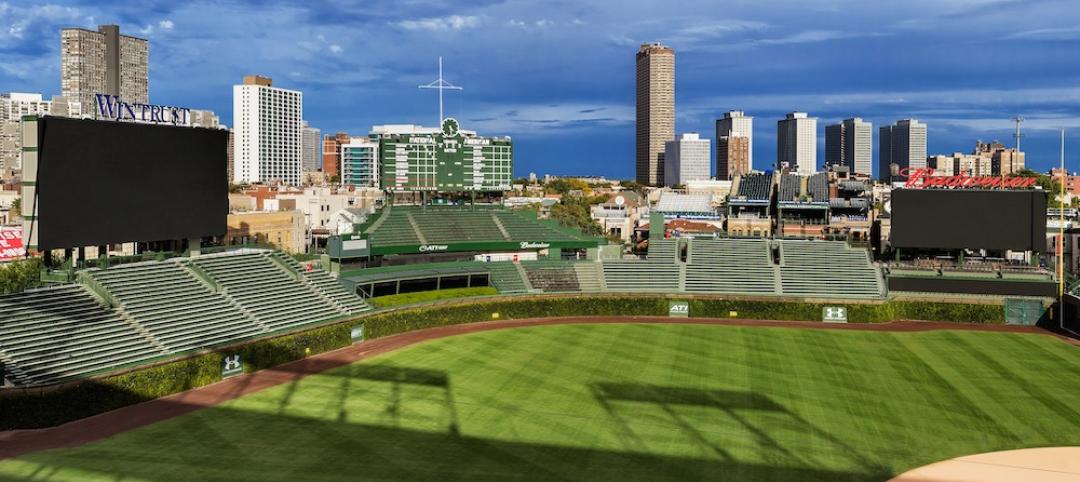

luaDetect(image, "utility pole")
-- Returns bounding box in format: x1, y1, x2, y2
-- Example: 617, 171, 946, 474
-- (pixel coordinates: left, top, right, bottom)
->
1013, 116, 1024, 152
418, 56, 463, 126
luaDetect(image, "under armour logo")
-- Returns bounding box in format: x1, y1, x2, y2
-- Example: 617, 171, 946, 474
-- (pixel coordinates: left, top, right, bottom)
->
223, 355, 241, 371
825, 308, 844, 318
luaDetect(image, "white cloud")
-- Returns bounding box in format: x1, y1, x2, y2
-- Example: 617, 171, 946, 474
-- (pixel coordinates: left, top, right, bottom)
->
1005, 26, 1080, 40
329, 44, 343, 54
398, 15, 479, 32
159, 19, 174, 31
466, 103, 633, 134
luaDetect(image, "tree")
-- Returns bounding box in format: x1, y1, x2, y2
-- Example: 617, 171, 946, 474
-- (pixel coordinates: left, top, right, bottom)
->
549, 195, 603, 236
8, 197, 20, 220
1014, 169, 1063, 203
0, 257, 42, 295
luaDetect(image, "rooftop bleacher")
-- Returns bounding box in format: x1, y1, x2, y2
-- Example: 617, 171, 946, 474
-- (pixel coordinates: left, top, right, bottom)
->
731, 173, 773, 204
778, 174, 800, 202
654, 193, 715, 215
808, 173, 829, 202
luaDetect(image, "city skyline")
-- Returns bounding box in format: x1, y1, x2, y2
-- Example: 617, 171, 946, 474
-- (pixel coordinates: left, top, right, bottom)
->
1, 1, 1079, 178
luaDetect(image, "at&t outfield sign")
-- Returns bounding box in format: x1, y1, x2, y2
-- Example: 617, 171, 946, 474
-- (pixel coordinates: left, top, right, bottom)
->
669, 301, 689, 318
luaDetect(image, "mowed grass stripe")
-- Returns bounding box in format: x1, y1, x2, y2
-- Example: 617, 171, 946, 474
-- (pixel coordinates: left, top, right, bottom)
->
1, 323, 1078, 482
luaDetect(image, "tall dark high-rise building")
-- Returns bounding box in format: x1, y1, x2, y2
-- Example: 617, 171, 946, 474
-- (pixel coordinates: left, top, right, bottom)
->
879, 119, 927, 181
825, 118, 872, 176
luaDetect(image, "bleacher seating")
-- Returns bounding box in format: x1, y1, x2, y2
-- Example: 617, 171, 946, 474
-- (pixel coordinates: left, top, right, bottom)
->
365, 210, 422, 246
778, 240, 883, 298
485, 262, 530, 293
685, 239, 778, 295
779, 174, 800, 202
601, 260, 680, 292
494, 211, 587, 242
269, 253, 372, 314
647, 239, 679, 262
523, 261, 581, 292
808, 173, 829, 202
734, 173, 773, 201
0, 285, 163, 386
360, 206, 592, 248
408, 210, 507, 243
193, 253, 346, 332
89, 261, 263, 352
573, 262, 604, 292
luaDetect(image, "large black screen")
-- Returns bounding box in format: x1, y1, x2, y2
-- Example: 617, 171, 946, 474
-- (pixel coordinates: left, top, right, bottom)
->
36, 117, 227, 249
891, 189, 1047, 251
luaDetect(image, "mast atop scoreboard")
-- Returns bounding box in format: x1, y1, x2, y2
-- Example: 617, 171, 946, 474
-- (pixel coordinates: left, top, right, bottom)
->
418, 56, 462, 126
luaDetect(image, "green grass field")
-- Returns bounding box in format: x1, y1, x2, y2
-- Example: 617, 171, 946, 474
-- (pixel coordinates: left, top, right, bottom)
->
3, 323, 1079, 481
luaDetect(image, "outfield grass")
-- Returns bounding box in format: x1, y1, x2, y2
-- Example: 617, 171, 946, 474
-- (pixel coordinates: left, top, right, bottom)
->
2, 323, 1079, 481
367, 286, 499, 308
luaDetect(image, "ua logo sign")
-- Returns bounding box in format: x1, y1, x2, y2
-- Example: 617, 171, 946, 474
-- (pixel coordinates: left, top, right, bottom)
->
823, 307, 847, 322
223, 355, 241, 372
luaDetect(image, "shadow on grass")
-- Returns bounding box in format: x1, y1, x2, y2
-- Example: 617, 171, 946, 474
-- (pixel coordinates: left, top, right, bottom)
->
591, 382, 891, 480
1, 364, 893, 481
4, 400, 889, 482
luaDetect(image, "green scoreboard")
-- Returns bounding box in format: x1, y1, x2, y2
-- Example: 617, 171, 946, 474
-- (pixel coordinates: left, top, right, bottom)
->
379, 118, 513, 192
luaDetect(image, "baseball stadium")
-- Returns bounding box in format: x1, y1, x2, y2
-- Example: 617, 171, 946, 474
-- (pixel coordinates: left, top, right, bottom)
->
1, 116, 1079, 482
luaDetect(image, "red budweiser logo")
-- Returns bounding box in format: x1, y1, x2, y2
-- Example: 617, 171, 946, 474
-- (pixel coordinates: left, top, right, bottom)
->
901, 168, 1038, 189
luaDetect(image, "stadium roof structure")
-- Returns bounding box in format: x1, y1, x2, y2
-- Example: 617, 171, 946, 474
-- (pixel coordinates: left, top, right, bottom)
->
334, 205, 603, 256
654, 193, 717, 219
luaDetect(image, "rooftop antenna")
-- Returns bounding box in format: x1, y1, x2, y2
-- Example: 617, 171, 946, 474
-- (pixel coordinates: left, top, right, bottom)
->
1013, 116, 1024, 152
418, 56, 462, 126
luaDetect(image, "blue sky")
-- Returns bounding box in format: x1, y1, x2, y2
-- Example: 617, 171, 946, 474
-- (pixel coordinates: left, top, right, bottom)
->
2, 0, 1079, 179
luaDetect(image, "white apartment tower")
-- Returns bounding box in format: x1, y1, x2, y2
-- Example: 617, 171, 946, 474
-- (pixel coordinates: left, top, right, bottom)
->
879, 119, 927, 180
61, 25, 148, 114
825, 118, 872, 176
233, 75, 304, 186
777, 112, 817, 174
664, 133, 710, 186
301, 121, 322, 171
715, 110, 753, 169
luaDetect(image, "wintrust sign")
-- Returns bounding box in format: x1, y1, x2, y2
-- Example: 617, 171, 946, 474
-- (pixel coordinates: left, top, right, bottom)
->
95, 94, 192, 126
901, 168, 1038, 190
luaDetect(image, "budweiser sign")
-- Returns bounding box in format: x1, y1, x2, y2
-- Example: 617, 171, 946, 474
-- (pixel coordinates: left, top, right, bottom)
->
901, 168, 1038, 189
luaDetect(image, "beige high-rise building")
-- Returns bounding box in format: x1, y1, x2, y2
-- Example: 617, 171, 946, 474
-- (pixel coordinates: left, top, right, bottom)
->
635, 43, 675, 186
973, 140, 1025, 175
61, 25, 149, 115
